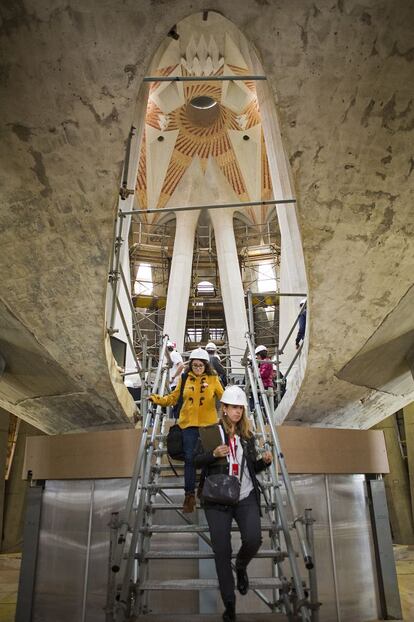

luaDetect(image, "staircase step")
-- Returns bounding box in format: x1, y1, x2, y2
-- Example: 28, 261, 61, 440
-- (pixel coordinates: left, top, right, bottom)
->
133, 616, 288, 622
146, 480, 186, 489
139, 577, 283, 591
153, 437, 265, 456
154, 431, 265, 444
141, 522, 279, 534
146, 479, 272, 490
147, 503, 275, 510
143, 549, 287, 560
152, 464, 185, 471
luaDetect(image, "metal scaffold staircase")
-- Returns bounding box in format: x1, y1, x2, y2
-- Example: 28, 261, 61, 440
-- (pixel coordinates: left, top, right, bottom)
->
107, 335, 319, 622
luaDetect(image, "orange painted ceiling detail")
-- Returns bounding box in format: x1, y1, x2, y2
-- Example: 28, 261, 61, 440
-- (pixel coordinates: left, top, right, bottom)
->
136, 64, 273, 221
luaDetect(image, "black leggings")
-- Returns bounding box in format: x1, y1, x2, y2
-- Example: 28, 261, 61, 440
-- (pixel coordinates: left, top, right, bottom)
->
204, 490, 262, 605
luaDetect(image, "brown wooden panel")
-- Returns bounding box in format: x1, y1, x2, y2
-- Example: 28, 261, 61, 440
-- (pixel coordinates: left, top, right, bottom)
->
23, 429, 142, 480
23, 425, 389, 480
276, 427, 389, 474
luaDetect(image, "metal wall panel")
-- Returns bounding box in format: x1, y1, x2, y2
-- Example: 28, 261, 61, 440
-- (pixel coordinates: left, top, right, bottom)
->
32, 480, 92, 622
279, 474, 338, 622
84, 479, 130, 622
28, 475, 383, 621
328, 475, 380, 622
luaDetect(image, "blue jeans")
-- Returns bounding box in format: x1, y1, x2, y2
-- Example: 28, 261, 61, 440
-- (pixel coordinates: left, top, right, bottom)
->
181, 426, 199, 494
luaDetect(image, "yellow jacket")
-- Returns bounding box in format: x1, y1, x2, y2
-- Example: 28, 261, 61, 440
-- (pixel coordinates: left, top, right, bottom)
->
150, 371, 223, 429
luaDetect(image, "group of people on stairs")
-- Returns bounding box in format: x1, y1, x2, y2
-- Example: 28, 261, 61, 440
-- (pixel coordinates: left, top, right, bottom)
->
146, 296, 308, 620
149, 347, 272, 622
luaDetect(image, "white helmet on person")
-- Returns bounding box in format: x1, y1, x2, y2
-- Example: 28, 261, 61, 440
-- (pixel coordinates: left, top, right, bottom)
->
166, 340, 176, 348
299, 298, 307, 306
220, 385, 248, 408
255, 344, 267, 355
189, 347, 210, 362
205, 342, 217, 352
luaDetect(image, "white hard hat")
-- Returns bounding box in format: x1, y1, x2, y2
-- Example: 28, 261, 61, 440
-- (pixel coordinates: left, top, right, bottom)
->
221, 385, 248, 408
189, 348, 210, 362
300, 298, 307, 306
205, 342, 217, 351
166, 340, 176, 348
255, 345, 267, 354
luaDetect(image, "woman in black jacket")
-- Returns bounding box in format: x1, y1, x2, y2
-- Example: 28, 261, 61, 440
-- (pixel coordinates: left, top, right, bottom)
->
194, 385, 272, 622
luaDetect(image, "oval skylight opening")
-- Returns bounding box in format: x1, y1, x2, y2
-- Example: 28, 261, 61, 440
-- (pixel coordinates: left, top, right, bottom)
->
189, 96, 218, 110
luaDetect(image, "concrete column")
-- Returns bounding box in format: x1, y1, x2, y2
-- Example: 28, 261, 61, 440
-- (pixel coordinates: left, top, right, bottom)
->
374, 415, 414, 544
403, 402, 414, 525
163, 209, 200, 352
210, 209, 248, 371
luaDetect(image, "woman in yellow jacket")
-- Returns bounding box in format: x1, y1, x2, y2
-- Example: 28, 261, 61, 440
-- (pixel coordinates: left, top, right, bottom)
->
150, 348, 223, 513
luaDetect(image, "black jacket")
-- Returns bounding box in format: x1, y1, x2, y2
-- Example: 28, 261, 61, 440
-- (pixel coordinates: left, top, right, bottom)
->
193, 425, 269, 511
209, 354, 227, 386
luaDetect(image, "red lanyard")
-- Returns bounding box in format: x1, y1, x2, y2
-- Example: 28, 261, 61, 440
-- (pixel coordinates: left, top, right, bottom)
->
229, 436, 237, 462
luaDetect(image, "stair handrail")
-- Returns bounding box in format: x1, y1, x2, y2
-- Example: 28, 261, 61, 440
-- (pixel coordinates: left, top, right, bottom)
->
245, 332, 314, 587
278, 299, 307, 356
114, 365, 169, 621
245, 364, 300, 617
245, 362, 311, 622
109, 334, 169, 580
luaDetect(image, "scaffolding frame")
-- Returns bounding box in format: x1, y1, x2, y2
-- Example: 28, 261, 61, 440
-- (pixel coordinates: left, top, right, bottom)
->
129, 219, 173, 361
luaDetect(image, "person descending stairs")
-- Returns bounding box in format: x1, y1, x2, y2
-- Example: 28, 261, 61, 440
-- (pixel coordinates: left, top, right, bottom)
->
149, 347, 223, 515
194, 385, 273, 621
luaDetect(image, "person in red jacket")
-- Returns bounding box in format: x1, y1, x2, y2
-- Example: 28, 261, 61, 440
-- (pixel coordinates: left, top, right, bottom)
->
254, 345, 273, 388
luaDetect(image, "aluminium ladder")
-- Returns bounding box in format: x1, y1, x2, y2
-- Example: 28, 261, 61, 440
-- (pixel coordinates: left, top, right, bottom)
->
107, 335, 319, 621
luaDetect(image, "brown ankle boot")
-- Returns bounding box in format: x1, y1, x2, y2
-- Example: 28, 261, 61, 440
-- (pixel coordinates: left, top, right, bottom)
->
182, 493, 196, 513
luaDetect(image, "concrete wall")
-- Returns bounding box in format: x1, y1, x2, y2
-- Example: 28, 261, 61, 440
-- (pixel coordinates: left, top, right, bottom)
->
404, 403, 414, 525
1, 419, 43, 553
0, 0, 413, 432
374, 414, 414, 544
0, 410, 9, 545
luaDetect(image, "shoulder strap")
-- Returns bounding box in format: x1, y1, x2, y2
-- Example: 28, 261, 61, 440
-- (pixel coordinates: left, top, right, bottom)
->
167, 455, 180, 477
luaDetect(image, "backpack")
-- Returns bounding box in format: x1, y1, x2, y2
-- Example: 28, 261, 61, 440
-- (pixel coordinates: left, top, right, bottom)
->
166, 371, 189, 462
166, 424, 185, 461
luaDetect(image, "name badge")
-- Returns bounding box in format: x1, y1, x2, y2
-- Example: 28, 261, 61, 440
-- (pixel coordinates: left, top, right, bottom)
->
232, 463, 239, 476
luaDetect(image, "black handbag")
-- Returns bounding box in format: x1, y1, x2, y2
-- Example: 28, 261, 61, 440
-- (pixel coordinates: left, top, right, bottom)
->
166, 373, 189, 463
201, 453, 246, 506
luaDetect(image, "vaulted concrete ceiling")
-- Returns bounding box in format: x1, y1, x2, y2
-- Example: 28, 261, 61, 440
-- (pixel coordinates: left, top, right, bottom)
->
0, 1, 413, 433
136, 15, 273, 226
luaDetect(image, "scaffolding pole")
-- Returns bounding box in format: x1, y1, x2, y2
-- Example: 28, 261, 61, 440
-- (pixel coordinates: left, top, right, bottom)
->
143, 75, 267, 83
123, 198, 296, 217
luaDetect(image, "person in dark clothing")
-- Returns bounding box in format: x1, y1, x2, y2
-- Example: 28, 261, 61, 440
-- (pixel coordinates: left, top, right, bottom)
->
295, 298, 307, 349
206, 342, 227, 387
194, 385, 272, 622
